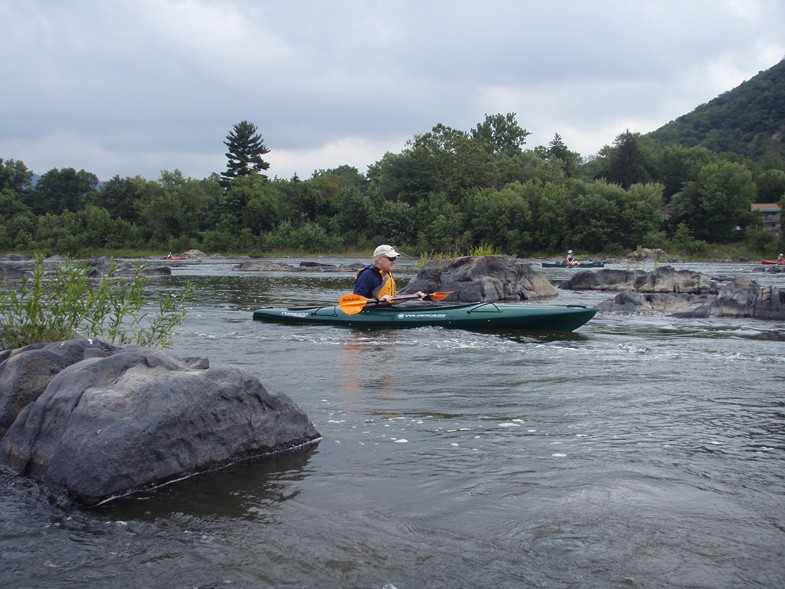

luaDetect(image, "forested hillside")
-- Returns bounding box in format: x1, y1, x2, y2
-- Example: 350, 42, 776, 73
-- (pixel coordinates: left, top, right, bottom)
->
649, 58, 785, 160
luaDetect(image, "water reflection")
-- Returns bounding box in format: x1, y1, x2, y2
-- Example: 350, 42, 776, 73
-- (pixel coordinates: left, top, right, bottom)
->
96, 448, 318, 521
337, 336, 396, 393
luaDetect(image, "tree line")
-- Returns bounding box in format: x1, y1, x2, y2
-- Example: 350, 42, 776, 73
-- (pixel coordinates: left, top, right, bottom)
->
1, 115, 784, 258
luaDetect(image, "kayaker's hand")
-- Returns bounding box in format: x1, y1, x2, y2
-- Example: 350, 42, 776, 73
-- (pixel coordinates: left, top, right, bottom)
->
416, 291, 425, 299
378, 294, 394, 303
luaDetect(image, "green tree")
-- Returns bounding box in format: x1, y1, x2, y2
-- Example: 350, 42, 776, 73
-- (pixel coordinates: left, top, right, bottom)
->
529, 179, 571, 251
654, 145, 715, 201
563, 180, 623, 251
330, 184, 376, 244
470, 113, 530, 156
754, 168, 785, 203
92, 175, 143, 223
135, 170, 211, 247
619, 183, 666, 247
460, 182, 533, 253
220, 121, 271, 188
603, 130, 652, 189
0, 159, 35, 249
80, 205, 138, 249
366, 149, 432, 206
414, 191, 464, 251
545, 133, 581, 177
28, 167, 99, 215
671, 160, 757, 242
0, 158, 33, 193
33, 210, 85, 255
238, 175, 286, 233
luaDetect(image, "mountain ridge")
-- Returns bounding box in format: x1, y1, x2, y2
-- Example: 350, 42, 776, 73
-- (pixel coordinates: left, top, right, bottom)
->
648, 58, 785, 160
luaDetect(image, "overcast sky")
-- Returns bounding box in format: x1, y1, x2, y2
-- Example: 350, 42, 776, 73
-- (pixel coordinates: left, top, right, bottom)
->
2, 0, 784, 182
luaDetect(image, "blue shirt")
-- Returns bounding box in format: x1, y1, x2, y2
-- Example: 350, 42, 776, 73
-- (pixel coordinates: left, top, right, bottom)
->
353, 267, 382, 298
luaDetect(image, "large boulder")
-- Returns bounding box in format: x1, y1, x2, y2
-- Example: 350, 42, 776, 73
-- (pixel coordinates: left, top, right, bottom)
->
0, 340, 320, 506
559, 266, 717, 294
0, 339, 121, 438
400, 256, 557, 302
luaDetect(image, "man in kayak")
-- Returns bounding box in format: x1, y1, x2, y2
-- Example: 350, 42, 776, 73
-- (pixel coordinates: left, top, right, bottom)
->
565, 249, 580, 267
354, 245, 424, 303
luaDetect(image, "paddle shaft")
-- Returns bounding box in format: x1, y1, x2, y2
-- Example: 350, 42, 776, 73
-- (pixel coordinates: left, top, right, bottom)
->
339, 291, 452, 314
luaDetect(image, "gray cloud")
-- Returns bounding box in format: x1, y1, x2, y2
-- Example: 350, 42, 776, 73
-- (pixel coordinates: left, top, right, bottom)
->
1, 0, 783, 181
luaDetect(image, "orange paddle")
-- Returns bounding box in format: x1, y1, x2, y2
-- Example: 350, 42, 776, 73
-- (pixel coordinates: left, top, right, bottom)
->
338, 292, 453, 315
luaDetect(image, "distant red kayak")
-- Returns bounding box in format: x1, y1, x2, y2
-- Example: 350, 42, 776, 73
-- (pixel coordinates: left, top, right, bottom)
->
761, 260, 785, 265
160, 256, 186, 261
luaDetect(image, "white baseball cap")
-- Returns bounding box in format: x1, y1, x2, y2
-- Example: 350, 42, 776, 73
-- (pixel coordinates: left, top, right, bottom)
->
568, 249, 573, 254
373, 245, 401, 259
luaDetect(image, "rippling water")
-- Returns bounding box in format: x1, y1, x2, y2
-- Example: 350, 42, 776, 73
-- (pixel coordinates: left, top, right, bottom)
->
2, 258, 784, 588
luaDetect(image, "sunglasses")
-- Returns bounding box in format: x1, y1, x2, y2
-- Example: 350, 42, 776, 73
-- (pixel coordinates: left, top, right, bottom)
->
384, 256, 398, 262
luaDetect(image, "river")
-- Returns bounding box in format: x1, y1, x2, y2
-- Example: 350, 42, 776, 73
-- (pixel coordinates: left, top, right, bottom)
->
1, 257, 784, 588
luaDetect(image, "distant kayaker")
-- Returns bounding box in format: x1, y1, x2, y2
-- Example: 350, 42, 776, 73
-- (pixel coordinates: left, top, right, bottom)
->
353, 245, 424, 303
565, 249, 579, 267
778, 253, 784, 264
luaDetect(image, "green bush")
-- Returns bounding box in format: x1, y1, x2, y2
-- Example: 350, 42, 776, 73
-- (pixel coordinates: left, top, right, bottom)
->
0, 254, 191, 350
745, 228, 776, 255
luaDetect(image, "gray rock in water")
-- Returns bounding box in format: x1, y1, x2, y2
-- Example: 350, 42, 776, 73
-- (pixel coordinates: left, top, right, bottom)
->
0, 340, 320, 505
596, 277, 785, 320
0, 258, 33, 280
0, 339, 121, 439
560, 266, 717, 294
597, 292, 715, 315
400, 256, 557, 302
233, 260, 299, 272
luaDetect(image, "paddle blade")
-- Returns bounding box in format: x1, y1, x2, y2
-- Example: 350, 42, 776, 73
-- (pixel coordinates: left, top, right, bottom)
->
339, 294, 368, 315
427, 291, 453, 301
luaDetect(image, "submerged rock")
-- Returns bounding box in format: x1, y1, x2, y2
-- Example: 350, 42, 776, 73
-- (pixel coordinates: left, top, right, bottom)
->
0, 339, 320, 506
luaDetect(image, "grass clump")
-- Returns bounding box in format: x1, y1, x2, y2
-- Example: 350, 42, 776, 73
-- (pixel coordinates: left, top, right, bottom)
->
0, 254, 191, 350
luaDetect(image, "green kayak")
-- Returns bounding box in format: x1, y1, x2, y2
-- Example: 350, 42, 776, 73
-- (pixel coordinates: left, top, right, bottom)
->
253, 302, 596, 332
542, 261, 604, 268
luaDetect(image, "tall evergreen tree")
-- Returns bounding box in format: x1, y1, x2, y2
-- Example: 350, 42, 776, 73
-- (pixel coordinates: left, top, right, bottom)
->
604, 130, 651, 189
546, 133, 580, 177
220, 121, 271, 188
547, 133, 569, 161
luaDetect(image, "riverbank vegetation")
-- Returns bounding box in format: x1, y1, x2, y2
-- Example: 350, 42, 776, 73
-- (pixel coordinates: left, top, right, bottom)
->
2, 62, 784, 261
0, 254, 191, 350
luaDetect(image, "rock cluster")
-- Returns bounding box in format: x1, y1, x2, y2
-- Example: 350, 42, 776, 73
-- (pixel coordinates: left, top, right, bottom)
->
559, 267, 785, 320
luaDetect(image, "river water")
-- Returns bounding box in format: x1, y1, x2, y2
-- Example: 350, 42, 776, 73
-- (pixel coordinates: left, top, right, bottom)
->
2, 258, 784, 588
